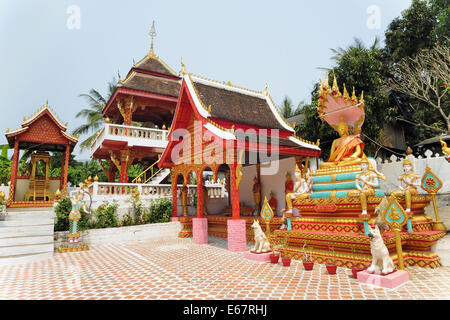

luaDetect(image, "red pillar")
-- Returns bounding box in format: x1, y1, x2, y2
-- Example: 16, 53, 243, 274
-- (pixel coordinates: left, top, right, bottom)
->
230, 163, 240, 220
8, 139, 20, 205
196, 174, 204, 218
171, 174, 178, 221
62, 144, 70, 196
227, 162, 246, 252
59, 151, 65, 191
119, 150, 130, 183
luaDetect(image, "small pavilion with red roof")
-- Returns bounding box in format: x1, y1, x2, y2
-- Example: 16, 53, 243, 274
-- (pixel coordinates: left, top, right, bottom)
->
4, 103, 78, 208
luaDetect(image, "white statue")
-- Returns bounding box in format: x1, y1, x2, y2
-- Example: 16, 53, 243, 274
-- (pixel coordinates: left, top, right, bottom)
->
354, 158, 379, 215
366, 224, 395, 275
284, 166, 312, 214
250, 220, 271, 253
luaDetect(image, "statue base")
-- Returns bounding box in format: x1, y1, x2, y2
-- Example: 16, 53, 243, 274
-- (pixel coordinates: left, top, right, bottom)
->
244, 251, 272, 262
357, 270, 409, 289
58, 242, 90, 253
433, 221, 447, 232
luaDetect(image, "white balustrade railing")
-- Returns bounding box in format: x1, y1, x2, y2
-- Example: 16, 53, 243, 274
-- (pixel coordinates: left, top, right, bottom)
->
91, 123, 169, 153
87, 182, 226, 204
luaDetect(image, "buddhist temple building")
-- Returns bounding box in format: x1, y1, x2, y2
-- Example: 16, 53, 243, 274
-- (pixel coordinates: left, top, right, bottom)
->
4, 103, 78, 208
158, 70, 321, 251
91, 22, 181, 184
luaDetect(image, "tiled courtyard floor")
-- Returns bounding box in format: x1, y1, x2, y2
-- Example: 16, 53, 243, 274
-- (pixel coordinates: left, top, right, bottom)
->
0, 238, 449, 300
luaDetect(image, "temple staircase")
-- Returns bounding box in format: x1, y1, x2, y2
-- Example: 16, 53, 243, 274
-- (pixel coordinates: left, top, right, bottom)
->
132, 162, 171, 185
0, 207, 55, 265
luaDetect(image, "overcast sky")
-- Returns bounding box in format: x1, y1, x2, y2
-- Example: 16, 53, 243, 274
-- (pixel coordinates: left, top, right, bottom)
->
0, 0, 412, 159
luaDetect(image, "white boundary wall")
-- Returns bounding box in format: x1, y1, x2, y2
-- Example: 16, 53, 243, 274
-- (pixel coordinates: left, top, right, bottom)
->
54, 221, 182, 249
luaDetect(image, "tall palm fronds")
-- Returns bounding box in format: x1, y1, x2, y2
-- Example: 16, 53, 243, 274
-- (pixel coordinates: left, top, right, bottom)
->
73, 79, 117, 151
280, 96, 294, 118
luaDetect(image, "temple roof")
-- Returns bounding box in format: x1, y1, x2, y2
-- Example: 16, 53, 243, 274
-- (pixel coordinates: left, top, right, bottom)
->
133, 52, 179, 78
5, 103, 78, 151
186, 74, 296, 132
119, 71, 181, 98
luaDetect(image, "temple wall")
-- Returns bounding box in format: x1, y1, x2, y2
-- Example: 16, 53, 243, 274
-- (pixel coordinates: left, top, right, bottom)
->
239, 157, 300, 217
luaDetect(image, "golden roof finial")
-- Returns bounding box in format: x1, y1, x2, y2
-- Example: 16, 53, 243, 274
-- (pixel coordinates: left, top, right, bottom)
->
351, 87, 357, 102
118, 70, 122, 83
343, 83, 350, 100
94, 175, 99, 182
264, 83, 268, 96
227, 80, 232, 86
207, 105, 212, 113
332, 71, 340, 95
181, 57, 186, 75
149, 20, 157, 57
359, 91, 365, 104
323, 73, 330, 90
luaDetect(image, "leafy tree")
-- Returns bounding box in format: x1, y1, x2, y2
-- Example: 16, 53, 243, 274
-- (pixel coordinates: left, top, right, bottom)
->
0, 145, 11, 185
382, 0, 450, 145
73, 79, 117, 151
297, 38, 389, 159
383, 0, 438, 65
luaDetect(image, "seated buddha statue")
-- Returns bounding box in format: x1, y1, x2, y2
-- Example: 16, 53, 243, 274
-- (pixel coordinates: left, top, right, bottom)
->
320, 116, 364, 168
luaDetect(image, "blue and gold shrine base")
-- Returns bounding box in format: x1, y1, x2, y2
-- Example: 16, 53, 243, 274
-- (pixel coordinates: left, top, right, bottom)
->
178, 167, 446, 269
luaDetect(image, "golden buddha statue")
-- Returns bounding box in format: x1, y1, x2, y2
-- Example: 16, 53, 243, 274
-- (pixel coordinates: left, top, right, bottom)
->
320, 116, 364, 168
391, 158, 420, 213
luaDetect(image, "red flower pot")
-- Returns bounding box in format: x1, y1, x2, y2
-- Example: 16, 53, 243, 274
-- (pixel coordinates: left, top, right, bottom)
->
351, 267, 366, 278
281, 257, 291, 267
326, 264, 337, 275
270, 254, 280, 264
303, 261, 314, 270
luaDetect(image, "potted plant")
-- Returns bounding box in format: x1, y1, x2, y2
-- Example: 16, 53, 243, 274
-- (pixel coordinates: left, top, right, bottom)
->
281, 235, 291, 267
302, 243, 314, 270
326, 245, 337, 275
351, 247, 366, 278
268, 234, 280, 263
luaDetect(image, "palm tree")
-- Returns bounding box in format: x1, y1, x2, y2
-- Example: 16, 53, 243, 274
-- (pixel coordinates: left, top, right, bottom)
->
280, 96, 295, 118
73, 79, 117, 151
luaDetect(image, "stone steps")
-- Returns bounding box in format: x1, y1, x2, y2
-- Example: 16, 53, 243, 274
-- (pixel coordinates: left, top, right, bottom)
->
0, 235, 54, 247
0, 242, 54, 257
0, 207, 55, 265
0, 252, 53, 266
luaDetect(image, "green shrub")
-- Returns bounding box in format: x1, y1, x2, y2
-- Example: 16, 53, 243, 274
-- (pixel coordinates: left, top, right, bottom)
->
121, 213, 134, 227
146, 198, 172, 223
92, 202, 119, 229
54, 197, 72, 231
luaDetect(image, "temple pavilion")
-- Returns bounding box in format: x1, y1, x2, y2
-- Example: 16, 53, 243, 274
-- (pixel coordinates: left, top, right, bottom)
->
5, 103, 78, 208
91, 22, 181, 184
157, 69, 321, 251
